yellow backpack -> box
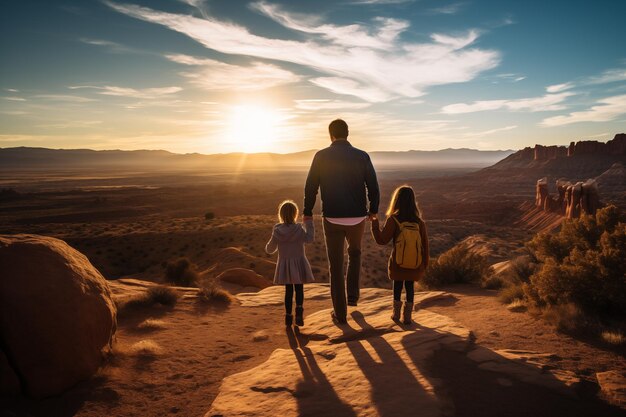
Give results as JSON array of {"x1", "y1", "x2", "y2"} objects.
[{"x1": 392, "y1": 217, "x2": 422, "y2": 269}]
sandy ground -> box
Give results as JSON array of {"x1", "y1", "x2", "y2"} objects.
[{"x1": 2, "y1": 284, "x2": 624, "y2": 417}]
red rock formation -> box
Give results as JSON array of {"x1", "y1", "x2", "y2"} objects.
[
  {"x1": 567, "y1": 133, "x2": 626, "y2": 157},
  {"x1": 533, "y1": 145, "x2": 568, "y2": 160},
  {"x1": 535, "y1": 178, "x2": 601, "y2": 219}
]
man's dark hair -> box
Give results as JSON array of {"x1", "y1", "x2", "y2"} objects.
[{"x1": 328, "y1": 119, "x2": 349, "y2": 139}]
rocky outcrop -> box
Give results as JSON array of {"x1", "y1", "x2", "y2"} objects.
[
  {"x1": 0, "y1": 234, "x2": 117, "y2": 398},
  {"x1": 534, "y1": 145, "x2": 568, "y2": 161},
  {"x1": 487, "y1": 134, "x2": 626, "y2": 175},
  {"x1": 207, "y1": 286, "x2": 582, "y2": 417},
  {"x1": 569, "y1": 134, "x2": 626, "y2": 156},
  {"x1": 597, "y1": 371, "x2": 626, "y2": 407},
  {"x1": 534, "y1": 177, "x2": 601, "y2": 219},
  {"x1": 534, "y1": 133, "x2": 626, "y2": 161}
]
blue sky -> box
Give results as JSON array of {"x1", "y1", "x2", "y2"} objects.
[{"x1": 1, "y1": 0, "x2": 625, "y2": 153}]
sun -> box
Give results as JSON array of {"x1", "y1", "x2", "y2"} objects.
[{"x1": 225, "y1": 105, "x2": 286, "y2": 153}]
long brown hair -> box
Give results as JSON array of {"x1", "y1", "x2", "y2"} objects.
[
  {"x1": 278, "y1": 200, "x2": 298, "y2": 224},
  {"x1": 386, "y1": 185, "x2": 421, "y2": 222}
]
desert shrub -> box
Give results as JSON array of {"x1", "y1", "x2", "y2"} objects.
[
  {"x1": 165, "y1": 257, "x2": 199, "y2": 287},
  {"x1": 506, "y1": 299, "x2": 527, "y2": 312},
  {"x1": 204, "y1": 211, "x2": 215, "y2": 220},
  {"x1": 498, "y1": 283, "x2": 525, "y2": 304},
  {"x1": 422, "y1": 243, "x2": 492, "y2": 288},
  {"x1": 524, "y1": 205, "x2": 626, "y2": 316},
  {"x1": 197, "y1": 280, "x2": 233, "y2": 304},
  {"x1": 119, "y1": 285, "x2": 178, "y2": 312},
  {"x1": 508, "y1": 255, "x2": 536, "y2": 283},
  {"x1": 145, "y1": 286, "x2": 179, "y2": 306},
  {"x1": 601, "y1": 331, "x2": 625, "y2": 346},
  {"x1": 481, "y1": 274, "x2": 505, "y2": 290}
]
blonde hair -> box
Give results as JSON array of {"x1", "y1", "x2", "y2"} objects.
[{"x1": 278, "y1": 200, "x2": 298, "y2": 224}]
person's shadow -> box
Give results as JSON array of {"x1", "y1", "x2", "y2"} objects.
[
  {"x1": 286, "y1": 326, "x2": 357, "y2": 417},
  {"x1": 346, "y1": 311, "x2": 437, "y2": 417}
]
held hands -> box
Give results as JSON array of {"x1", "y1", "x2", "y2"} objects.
[
  {"x1": 303, "y1": 215, "x2": 313, "y2": 221},
  {"x1": 367, "y1": 213, "x2": 378, "y2": 222}
]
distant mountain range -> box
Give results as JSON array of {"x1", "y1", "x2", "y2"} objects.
[{"x1": 0, "y1": 146, "x2": 515, "y2": 171}]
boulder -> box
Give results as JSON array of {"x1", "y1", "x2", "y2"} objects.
[
  {"x1": 217, "y1": 268, "x2": 272, "y2": 289},
  {"x1": 0, "y1": 234, "x2": 117, "y2": 398}
]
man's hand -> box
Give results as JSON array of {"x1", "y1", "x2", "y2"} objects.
[
  {"x1": 303, "y1": 215, "x2": 313, "y2": 221},
  {"x1": 367, "y1": 213, "x2": 377, "y2": 222}
]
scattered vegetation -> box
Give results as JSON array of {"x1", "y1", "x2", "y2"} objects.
[
  {"x1": 502, "y1": 205, "x2": 626, "y2": 341},
  {"x1": 197, "y1": 279, "x2": 233, "y2": 304},
  {"x1": 120, "y1": 286, "x2": 179, "y2": 312},
  {"x1": 130, "y1": 339, "x2": 163, "y2": 356},
  {"x1": 422, "y1": 243, "x2": 492, "y2": 288},
  {"x1": 601, "y1": 331, "x2": 625, "y2": 346},
  {"x1": 137, "y1": 319, "x2": 168, "y2": 331},
  {"x1": 506, "y1": 299, "x2": 527, "y2": 313},
  {"x1": 523, "y1": 205, "x2": 625, "y2": 316},
  {"x1": 165, "y1": 257, "x2": 199, "y2": 287}
]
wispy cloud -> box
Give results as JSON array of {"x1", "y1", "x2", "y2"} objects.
[
  {"x1": 587, "y1": 68, "x2": 626, "y2": 85},
  {"x1": 2, "y1": 96, "x2": 26, "y2": 101},
  {"x1": 546, "y1": 67, "x2": 626, "y2": 93},
  {"x1": 34, "y1": 94, "x2": 97, "y2": 103},
  {"x1": 494, "y1": 73, "x2": 526, "y2": 83},
  {"x1": 546, "y1": 82, "x2": 574, "y2": 93},
  {"x1": 251, "y1": 2, "x2": 409, "y2": 49},
  {"x1": 428, "y1": 2, "x2": 466, "y2": 15},
  {"x1": 165, "y1": 53, "x2": 300, "y2": 91},
  {"x1": 441, "y1": 92, "x2": 574, "y2": 114},
  {"x1": 69, "y1": 85, "x2": 182, "y2": 99},
  {"x1": 105, "y1": 1, "x2": 500, "y2": 102},
  {"x1": 348, "y1": 0, "x2": 415, "y2": 4},
  {"x1": 294, "y1": 99, "x2": 371, "y2": 111},
  {"x1": 541, "y1": 94, "x2": 626, "y2": 127},
  {"x1": 460, "y1": 125, "x2": 517, "y2": 138}
]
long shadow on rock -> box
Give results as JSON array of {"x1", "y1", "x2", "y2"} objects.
[
  {"x1": 286, "y1": 327, "x2": 358, "y2": 417},
  {"x1": 404, "y1": 334, "x2": 626, "y2": 417},
  {"x1": 347, "y1": 311, "x2": 440, "y2": 417}
]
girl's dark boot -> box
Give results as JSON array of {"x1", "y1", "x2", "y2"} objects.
[{"x1": 295, "y1": 306, "x2": 304, "y2": 326}]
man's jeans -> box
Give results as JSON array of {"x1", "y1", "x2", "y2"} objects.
[{"x1": 323, "y1": 219, "x2": 365, "y2": 321}]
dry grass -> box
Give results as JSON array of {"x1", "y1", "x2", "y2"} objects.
[
  {"x1": 197, "y1": 280, "x2": 234, "y2": 304},
  {"x1": 601, "y1": 331, "x2": 625, "y2": 346},
  {"x1": 137, "y1": 319, "x2": 168, "y2": 330},
  {"x1": 130, "y1": 339, "x2": 163, "y2": 356},
  {"x1": 498, "y1": 283, "x2": 524, "y2": 304},
  {"x1": 145, "y1": 286, "x2": 179, "y2": 306},
  {"x1": 119, "y1": 286, "x2": 179, "y2": 313},
  {"x1": 506, "y1": 299, "x2": 527, "y2": 312}
]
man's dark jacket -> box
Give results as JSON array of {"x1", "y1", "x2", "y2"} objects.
[{"x1": 303, "y1": 140, "x2": 379, "y2": 217}]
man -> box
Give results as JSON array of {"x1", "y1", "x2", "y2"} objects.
[{"x1": 303, "y1": 119, "x2": 380, "y2": 324}]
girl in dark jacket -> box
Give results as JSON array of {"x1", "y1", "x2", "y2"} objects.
[{"x1": 371, "y1": 186, "x2": 429, "y2": 324}]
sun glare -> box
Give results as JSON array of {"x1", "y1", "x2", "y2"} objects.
[{"x1": 225, "y1": 105, "x2": 286, "y2": 153}]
